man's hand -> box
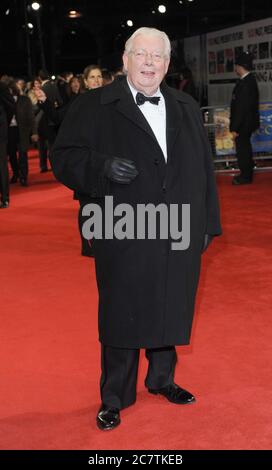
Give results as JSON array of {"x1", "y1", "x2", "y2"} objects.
[
  {"x1": 31, "y1": 134, "x2": 39, "y2": 143},
  {"x1": 231, "y1": 131, "x2": 239, "y2": 139},
  {"x1": 202, "y1": 234, "x2": 214, "y2": 253},
  {"x1": 104, "y1": 157, "x2": 138, "y2": 184}
]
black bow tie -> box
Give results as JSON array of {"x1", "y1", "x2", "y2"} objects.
[{"x1": 136, "y1": 92, "x2": 160, "y2": 106}]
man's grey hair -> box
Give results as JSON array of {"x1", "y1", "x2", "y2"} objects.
[{"x1": 124, "y1": 27, "x2": 171, "y2": 58}]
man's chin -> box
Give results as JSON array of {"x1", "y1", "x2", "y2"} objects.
[
  {"x1": 137, "y1": 79, "x2": 159, "y2": 91},
  {"x1": 139, "y1": 76, "x2": 156, "y2": 83}
]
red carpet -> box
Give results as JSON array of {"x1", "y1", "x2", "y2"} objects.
[{"x1": 1, "y1": 153, "x2": 272, "y2": 450}]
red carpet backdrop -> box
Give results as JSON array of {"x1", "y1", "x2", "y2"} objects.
[{"x1": 1, "y1": 153, "x2": 272, "y2": 450}]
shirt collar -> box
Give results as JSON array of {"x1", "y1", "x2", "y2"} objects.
[
  {"x1": 127, "y1": 77, "x2": 162, "y2": 103},
  {"x1": 240, "y1": 71, "x2": 250, "y2": 80}
]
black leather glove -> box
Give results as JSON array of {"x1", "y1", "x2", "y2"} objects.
[
  {"x1": 202, "y1": 234, "x2": 214, "y2": 253},
  {"x1": 104, "y1": 157, "x2": 139, "y2": 184}
]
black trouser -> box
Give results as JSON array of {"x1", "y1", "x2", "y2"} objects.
[
  {"x1": 100, "y1": 345, "x2": 177, "y2": 410},
  {"x1": 39, "y1": 126, "x2": 56, "y2": 171},
  {"x1": 38, "y1": 136, "x2": 48, "y2": 171},
  {"x1": 8, "y1": 127, "x2": 28, "y2": 179},
  {"x1": 235, "y1": 133, "x2": 254, "y2": 180},
  {"x1": 0, "y1": 142, "x2": 9, "y2": 203},
  {"x1": 78, "y1": 196, "x2": 94, "y2": 257}
]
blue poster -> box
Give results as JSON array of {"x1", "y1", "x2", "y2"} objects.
[
  {"x1": 213, "y1": 102, "x2": 272, "y2": 156},
  {"x1": 251, "y1": 102, "x2": 272, "y2": 153}
]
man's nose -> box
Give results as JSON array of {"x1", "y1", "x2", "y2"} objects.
[{"x1": 144, "y1": 53, "x2": 154, "y2": 65}]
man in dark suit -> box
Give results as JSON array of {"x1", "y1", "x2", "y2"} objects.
[
  {"x1": 38, "y1": 70, "x2": 62, "y2": 172},
  {"x1": 51, "y1": 27, "x2": 222, "y2": 431},
  {"x1": 0, "y1": 80, "x2": 15, "y2": 208},
  {"x1": 230, "y1": 52, "x2": 260, "y2": 185}
]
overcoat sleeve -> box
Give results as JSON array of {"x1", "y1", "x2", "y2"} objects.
[
  {"x1": 50, "y1": 94, "x2": 110, "y2": 197},
  {"x1": 192, "y1": 100, "x2": 222, "y2": 237},
  {"x1": 0, "y1": 81, "x2": 16, "y2": 125}
]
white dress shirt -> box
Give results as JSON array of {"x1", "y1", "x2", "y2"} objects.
[
  {"x1": 240, "y1": 71, "x2": 250, "y2": 80},
  {"x1": 127, "y1": 78, "x2": 167, "y2": 162}
]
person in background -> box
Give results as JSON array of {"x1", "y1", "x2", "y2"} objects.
[
  {"x1": 114, "y1": 67, "x2": 125, "y2": 77},
  {"x1": 27, "y1": 78, "x2": 42, "y2": 106},
  {"x1": 82, "y1": 65, "x2": 103, "y2": 91},
  {"x1": 80, "y1": 66, "x2": 103, "y2": 255},
  {"x1": 0, "y1": 79, "x2": 15, "y2": 208},
  {"x1": 7, "y1": 79, "x2": 35, "y2": 187},
  {"x1": 34, "y1": 76, "x2": 82, "y2": 126},
  {"x1": 67, "y1": 76, "x2": 82, "y2": 98},
  {"x1": 33, "y1": 72, "x2": 92, "y2": 258},
  {"x1": 179, "y1": 67, "x2": 197, "y2": 101},
  {"x1": 57, "y1": 71, "x2": 74, "y2": 105},
  {"x1": 15, "y1": 78, "x2": 27, "y2": 95},
  {"x1": 102, "y1": 69, "x2": 114, "y2": 86},
  {"x1": 37, "y1": 69, "x2": 62, "y2": 172},
  {"x1": 230, "y1": 52, "x2": 260, "y2": 185}
]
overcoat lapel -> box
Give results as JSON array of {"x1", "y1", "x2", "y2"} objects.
[
  {"x1": 161, "y1": 82, "x2": 184, "y2": 162},
  {"x1": 101, "y1": 77, "x2": 186, "y2": 164},
  {"x1": 102, "y1": 77, "x2": 159, "y2": 145}
]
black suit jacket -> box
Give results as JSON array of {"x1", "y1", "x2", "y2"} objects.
[
  {"x1": 0, "y1": 81, "x2": 15, "y2": 143},
  {"x1": 230, "y1": 73, "x2": 260, "y2": 134},
  {"x1": 39, "y1": 80, "x2": 63, "y2": 136}
]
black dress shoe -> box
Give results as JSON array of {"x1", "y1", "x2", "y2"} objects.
[
  {"x1": 96, "y1": 404, "x2": 121, "y2": 431},
  {"x1": 19, "y1": 178, "x2": 28, "y2": 187},
  {"x1": 232, "y1": 175, "x2": 252, "y2": 185},
  {"x1": 0, "y1": 201, "x2": 9, "y2": 209},
  {"x1": 40, "y1": 168, "x2": 48, "y2": 173},
  {"x1": 10, "y1": 175, "x2": 18, "y2": 184},
  {"x1": 148, "y1": 383, "x2": 196, "y2": 405}
]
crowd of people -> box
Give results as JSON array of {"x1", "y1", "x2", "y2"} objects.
[{"x1": 0, "y1": 66, "x2": 123, "y2": 208}]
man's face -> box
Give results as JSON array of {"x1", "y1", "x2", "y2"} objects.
[
  {"x1": 16, "y1": 80, "x2": 25, "y2": 92},
  {"x1": 235, "y1": 65, "x2": 245, "y2": 77},
  {"x1": 123, "y1": 34, "x2": 170, "y2": 96}
]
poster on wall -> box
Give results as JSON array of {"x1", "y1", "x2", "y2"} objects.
[
  {"x1": 207, "y1": 17, "x2": 272, "y2": 106},
  {"x1": 251, "y1": 102, "x2": 272, "y2": 153},
  {"x1": 212, "y1": 103, "x2": 272, "y2": 157},
  {"x1": 213, "y1": 108, "x2": 235, "y2": 156}
]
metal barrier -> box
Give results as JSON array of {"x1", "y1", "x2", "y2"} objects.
[{"x1": 201, "y1": 104, "x2": 272, "y2": 172}]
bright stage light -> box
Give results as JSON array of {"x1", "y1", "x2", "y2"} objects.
[
  {"x1": 68, "y1": 9, "x2": 82, "y2": 18},
  {"x1": 158, "y1": 5, "x2": 166, "y2": 14},
  {"x1": 31, "y1": 2, "x2": 41, "y2": 11}
]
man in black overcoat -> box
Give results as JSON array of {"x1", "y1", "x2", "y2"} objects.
[
  {"x1": 38, "y1": 70, "x2": 62, "y2": 172},
  {"x1": 51, "y1": 28, "x2": 222, "y2": 430},
  {"x1": 230, "y1": 52, "x2": 260, "y2": 185}
]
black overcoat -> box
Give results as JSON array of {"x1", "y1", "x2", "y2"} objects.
[
  {"x1": 230, "y1": 73, "x2": 260, "y2": 134},
  {"x1": 51, "y1": 77, "x2": 221, "y2": 349},
  {"x1": 16, "y1": 95, "x2": 34, "y2": 152},
  {"x1": 0, "y1": 81, "x2": 15, "y2": 143}
]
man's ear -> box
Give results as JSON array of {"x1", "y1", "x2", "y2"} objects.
[
  {"x1": 164, "y1": 58, "x2": 170, "y2": 75},
  {"x1": 123, "y1": 53, "x2": 128, "y2": 73}
]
